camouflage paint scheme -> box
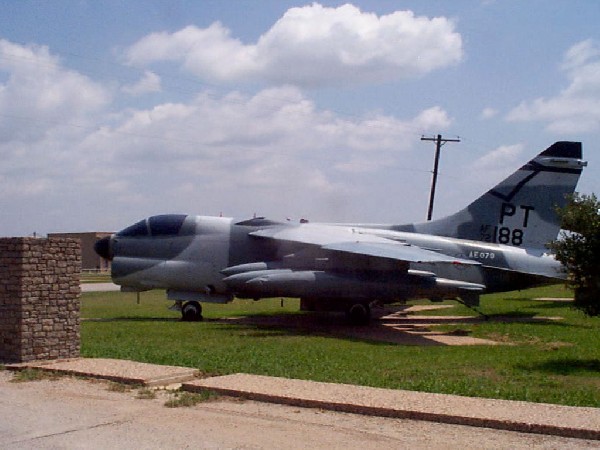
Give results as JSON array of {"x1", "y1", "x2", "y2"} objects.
[{"x1": 95, "y1": 142, "x2": 587, "y2": 323}]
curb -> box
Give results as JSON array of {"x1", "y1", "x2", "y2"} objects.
[
  {"x1": 184, "y1": 374, "x2": 600, "y2": 441},
  {"x1": 5, "y1": 358, "x2": 199, "y2": 387}
]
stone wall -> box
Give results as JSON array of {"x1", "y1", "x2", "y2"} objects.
[{"x1": 0, "y1": 238, "x2": 81, "y2": 363}]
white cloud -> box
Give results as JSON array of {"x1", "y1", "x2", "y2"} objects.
[
  {"x1": 121, "y1": 70, "x2": 162, "y2": 96},
  {"x1": 480, "y1": 107, "x2": 497, "y2": 119},
  {"x1": 506, "y1": 39, "x2": 600, "y2": 133},
  {"x1": 561, "y1": 39, "x2": 600, "y2": 71},
  {"x1": 124, "y1": 4, "x2": 462, "y2": 87},
  {"x1": 412, "y1": 106, "x2": 452, "y2": 130},
  {"x1": 123, "y1": 23, "x2": 259, "y2": 83},
  {"x1": 34, "y1": 84, "x2": 450, "y2": 223},
  {"x1": 471, "y1": 143, "x2": 523, "y2": 170},
  {"x1": 469, "y1": 143, "x2": 524, "y2": 186},
  {"x1": 0, "y1": 38, "x2": 112, "y2": 226},
  {"x1": 89, "y1": 86, "x2": 451, "y2": 180},
  {"x1": 0, "y1": 36, "x2": 453, "y2": 234},
  {"x1": 0, "y1": 39, "x2": 110, "y2": 143}
]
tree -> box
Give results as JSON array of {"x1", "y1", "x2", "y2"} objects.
[{"x1": 549, "y1": 193, "x2": 600, "y2": 316}]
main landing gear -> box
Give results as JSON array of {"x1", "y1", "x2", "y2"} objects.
[
  {"x1": 301, "y1": 297, "x2": 373, "y2": 326},
  {"x1": 181, "y1": 301, "x2": 203, "y2": 322},
  {"x1": 345, "y1": 302, "x2": 371, "y2": 326}
]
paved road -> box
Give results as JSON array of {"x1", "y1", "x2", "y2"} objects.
[
  {"x1": 81, "y1": 282, "x2": 120, "y2": 292},
  {"x1": 1, "y1": 372, "x2": 597, "y2": 449}
]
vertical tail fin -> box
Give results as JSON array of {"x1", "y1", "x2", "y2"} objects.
[{"x1": 404, "y1": 142, "x2": 587, "y2": 249}]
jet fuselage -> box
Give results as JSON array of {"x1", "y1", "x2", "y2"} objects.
[{"x1": 99, "y1": 215, "x2": 561, "y2": 305}]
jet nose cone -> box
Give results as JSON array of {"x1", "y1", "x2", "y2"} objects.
[{"x1": 94, "y1": 236, "x2": 113, "y2": 261}]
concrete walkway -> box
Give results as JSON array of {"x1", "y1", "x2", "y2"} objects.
[
  {"x1": 6, "y1": 358, "x2": 599, "y2": 441},
  {"x1": 6, "y1": 358, "x2": 198, "y2": 387},
  {"x1": 186, "y1": 374, "x2": 600, "y2": 441},
  {"x1": 81, "y1": 282, "x2": 120, "y2": 292}
]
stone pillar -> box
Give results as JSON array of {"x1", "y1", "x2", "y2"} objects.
[{"x1": 0, "y1": 238, "x2": 81, "y2": 363}]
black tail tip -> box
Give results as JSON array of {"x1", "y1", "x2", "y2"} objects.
[{"x1": 541, "y1": 142, "x2": 582, "y2": 159}]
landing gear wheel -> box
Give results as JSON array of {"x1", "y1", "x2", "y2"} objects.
[
  {"x1": 346, "y1": 303, "x2": 371, "y2": 326},
  {"x1": 182, "y1": 301, "x2": 203, "y2": 322}
]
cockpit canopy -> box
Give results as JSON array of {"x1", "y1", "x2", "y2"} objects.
[{"x1": 116, "y1": 214, "x2": 189, "y2": 237}]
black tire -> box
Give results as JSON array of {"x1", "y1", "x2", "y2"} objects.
[
  {"x1": 346, "y1": 303, "x2": 371, "y2": 326},
  {"x1": 181, "y1": 301, "x2": 203, "y2": 322}
]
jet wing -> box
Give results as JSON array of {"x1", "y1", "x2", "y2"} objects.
[
  {"x1": 321, "y1": 241, "x2": 478, "y2": 265},
  {"x1": 250, "y1": 224, "x2": 480, "y2": 266}
]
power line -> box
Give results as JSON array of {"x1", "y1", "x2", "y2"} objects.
[{"x1": 421, "y1": 134, "x2": 460, "y2": 221}]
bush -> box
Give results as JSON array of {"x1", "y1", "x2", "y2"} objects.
[{"x1": 549, "y1": 193, "x2": 600, "y2": 316}]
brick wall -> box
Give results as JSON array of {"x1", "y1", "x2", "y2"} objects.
[{"x1": 0, "y1": 238, "x2": 81, "y2": 363}]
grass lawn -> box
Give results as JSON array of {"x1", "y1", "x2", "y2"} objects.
[
  {"x1": 80, "y1": 273, "x2": 112, "y2": 283},
  {"x1": 81, "y1": 285, "x2": 600, "y2": 407}
]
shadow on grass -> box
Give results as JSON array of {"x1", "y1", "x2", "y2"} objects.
[
  {"x1": 210, "y1": 312, "x2": 504, "y2": 347},
  {"x1": 83, "y1": 308, "x2": 577, "y2": 340},
  {"x1": 485, "y1": 310, "x2": 537, "y2": 318},
  {"x1": 498, "y1": 297, "x2": 538, "y2": 302},
  {"x1": 522, "y1": 358, "x2": 600, "y2": 375},
  {"x1": 481, "y1": 313, "x2": 572, "y2": 328},
  {"x1": 523, "y1": 302, "x2": 574, "y2": 310},
  {"x1": 83, "y1": 317, "x2": 179, "y2": 323}
]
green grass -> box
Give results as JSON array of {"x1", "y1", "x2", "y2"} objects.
[
  {"x1": 80, "y1": 286, "x2": 600, "y2": 407},
  {"x1": 10, "y1": 368, "x2": 62, "y2": 383},
  {"x1": 164, "y1": 391, "x2": 218, "y2": 408},
  {"x1": 136, "y1": 388, "x2": 157, "y2": 400},
  {"x1": 107, "y1": 381, "x2": 133, "y2": 392},
  {"x1": 80, "y1": 273, "x2": 112, "y2": 284}
]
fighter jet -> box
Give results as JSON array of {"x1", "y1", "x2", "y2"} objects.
[{"x1": 94, "y1": 141, "x2": 586, "y2": 324}]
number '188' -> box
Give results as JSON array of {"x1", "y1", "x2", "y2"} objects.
[{"x1": 493, "y1": 226, "x2": 523, "y2": 246}]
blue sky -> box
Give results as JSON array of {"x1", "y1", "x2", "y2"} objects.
[{"x1": 0, "y1": 1, "x2": 598, "y2": 236}]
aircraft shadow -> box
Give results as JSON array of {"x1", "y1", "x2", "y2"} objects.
[
  {"x1": 82, "y1": 307, "x2": 572, "y2": 345},
  {"x1": 210, "y1": 300, "x2": 580, "y2": 345},
  {"x1": 213, "y1": 311, "x2": 496, "y2": 346},
  {"x1": 526, "y1": 301, "x2": 576, "y2": 310},
  {"x1": 83, "y1": 317, "x2": 179, "y2": 323},
  {"x1": 519, "y1": 357, "x2": 600, "y2": 375}
]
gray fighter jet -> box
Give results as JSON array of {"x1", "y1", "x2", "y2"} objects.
[{"x1": 95, "y1": 142, "x2": 587, "y2": 324}]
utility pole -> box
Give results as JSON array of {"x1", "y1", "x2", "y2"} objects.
[{"x1": 421, "y1": 134, "x2": 460, "y2": 221}]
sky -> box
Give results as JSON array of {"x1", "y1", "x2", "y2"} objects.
[{"x1": 1, "y1": 0, "x2": 599, "y2": 236}]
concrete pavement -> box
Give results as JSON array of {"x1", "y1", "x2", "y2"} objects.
[
  {"x1": 6, "y1": 358, "x2": 599, "y2": 441},
  {"x1": 5, "y1": 371, "x2": 597, "y2": 450}
]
